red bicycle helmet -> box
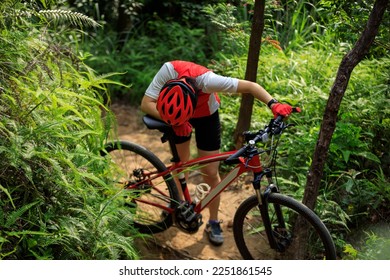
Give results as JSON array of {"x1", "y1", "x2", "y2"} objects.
[{"x1": 156, "y1": 77, "x2": 198, "y2": 126}]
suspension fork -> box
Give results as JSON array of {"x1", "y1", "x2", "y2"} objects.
[
  {"x1": 252, "y1": 168, "x2": 275, "y2": 205},
  {"x1": 252, "y1": 169, "x2": 286, "y2": 250}
]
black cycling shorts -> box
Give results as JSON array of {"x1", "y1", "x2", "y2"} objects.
[{"x1": 174, "y1": 110, "x2": 221, "y2": 151}]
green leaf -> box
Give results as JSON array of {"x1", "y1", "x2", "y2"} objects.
[
  {"x1": 343, "y1": 244, "x2": 358, "y2": 258},
  {"x1": 356, "y1": 151, "x2": 381, "y2": 164},
  {"x1": 342, "y1": 150, "x2": 351, "y2": 163},
  {"x1": 5, "y1": 230, "x2": 50, "y2": 237},
  {"x1": 5, "y1": 201, "x2": 41, "y2": 228},
  {"x1": 342, "y1": 179, "x2": 354, "y2": 193},
  {"x1": 0, "y1": 184, "x2": 15, "y2": 209}
]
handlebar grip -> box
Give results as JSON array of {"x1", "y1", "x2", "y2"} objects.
[
  {"x1": 275, "y1": 107, "x2": 301, "y2": 119},
  {"x1": 292, "y1": 107, "x2": 301, "y2": 113}
]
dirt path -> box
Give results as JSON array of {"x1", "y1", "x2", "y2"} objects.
[{"x1": 111, "y1": 103, "x2": 254, "y2": 260}]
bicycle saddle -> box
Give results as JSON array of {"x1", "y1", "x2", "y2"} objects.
[
  {"x1": 142, "y1": 115, "x2": 171, "y2": 133},
  {"x1": 143, "y1": 115, "x2": 178, "y2": 158}
]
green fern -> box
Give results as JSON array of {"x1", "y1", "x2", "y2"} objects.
[
  {"x1": 0, "y1": 1, "x2": 139, "y2": 260},
  {"x1": 4, "y1": 201, "x2": 41, "y2": 228},
  {"x1": 1, "y1": 5, "x2": 100, "y2": 28},
  {"x1": 38, "y1": 10, "x2": 101, "y2": 28}
]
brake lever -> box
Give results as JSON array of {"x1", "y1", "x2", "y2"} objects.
[
  {"x1": 244, "y1": 154, "x2": 254, "y2": 168},
  {"x1": 272, "y1": 121, "x2": 285, "y2": 135}
]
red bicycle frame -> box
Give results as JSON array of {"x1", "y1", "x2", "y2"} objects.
[{"x1": 127, "y1": 149, "x2": 264, "y2": 215}]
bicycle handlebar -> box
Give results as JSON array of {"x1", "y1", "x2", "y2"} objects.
[{"x1": 224, "y1": 109, "x2": 300, "y2": 165}]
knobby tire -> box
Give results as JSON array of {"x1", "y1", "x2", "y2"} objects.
[{"x1": 233, "y1": 193, "x2": 337, "y2": 260}]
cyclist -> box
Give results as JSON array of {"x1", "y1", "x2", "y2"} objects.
[{"x1": 140, "y1": 60, "x2": 293, "y2": 246}]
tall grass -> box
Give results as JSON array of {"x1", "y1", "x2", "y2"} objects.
[{"x1": 264, "y1": 0, "x2": 328, "y2": 52}]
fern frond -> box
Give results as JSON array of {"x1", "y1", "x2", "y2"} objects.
[
  {"x1": 38, "y1": 10, "x2": 101, "y2": 28},
  {"x1": 3, "y1": 8, "x2": 100, "y2": 28},
  {"x1": 5, "y1": 200, "x2": 41, "y2": 228}
]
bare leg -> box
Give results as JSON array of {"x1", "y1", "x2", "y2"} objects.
[
  {"x1": 197, "y1": 149, "x2": 221, "y2": 221},
  {"x1": 173, "y1": 140, "x2": 191, "y2": 200}
]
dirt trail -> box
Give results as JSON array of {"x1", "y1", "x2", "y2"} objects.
[{"x1": 111, "y1": 103, "x2": 253, "y2": 260}]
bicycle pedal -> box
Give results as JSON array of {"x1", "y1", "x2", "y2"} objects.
[{"x1": 181, "y1": 205, "x2": 196, "y2": 219}]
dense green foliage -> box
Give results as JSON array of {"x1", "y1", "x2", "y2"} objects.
[
  {"x1": 0, "y1": 1, "x2": 140, "y2": 259},
  {"x1": 87, "y1": 0, "x2": 388, "y2": 258},
  {"x1": 208, "y1": 1, "x2": 390, "y2": 258},
  {"x1": 1, "y1": 0, "x2": 389, "y2": 259},
  {"x1": 218, "y1": 46, "x2": 390, "y2": 256}
]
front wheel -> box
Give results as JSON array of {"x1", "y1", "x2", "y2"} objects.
[
  {"x1": 102, "y1": 141, "x2": 180, "y2": 234},
  {"x1": 233, "y1": 193, "x2": 337, "y2": 260}
]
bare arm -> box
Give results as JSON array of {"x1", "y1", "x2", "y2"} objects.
[
  {"x1": 140, "y1": 95, "x2": 161, "y2": 119},
  {"x1": 141, "y1": 77, "x2": 278, "y2": 121},
  {"x1": 236, "y1": 79, "x2": 275, "y2": 107}
]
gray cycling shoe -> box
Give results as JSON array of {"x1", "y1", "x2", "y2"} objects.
[{"x1": 205, "y1": 221, "x2": 224, "y2": 246}]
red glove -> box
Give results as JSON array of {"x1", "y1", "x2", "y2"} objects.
[
  {"x1": 172, "y1": 122, "x2": 192, "y2": 137},
  {"x1": 271, "y1": 103, "x2": 293, "y2": 118}
]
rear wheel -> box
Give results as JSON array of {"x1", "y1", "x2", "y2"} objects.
[
  {"x1": 102, "y1": 141, "x2": 180, "y2": 234},
  {"x1": 233, "y1": 193, "x2": 336, "y2": 260}
]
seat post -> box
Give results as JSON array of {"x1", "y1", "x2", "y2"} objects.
[{"x1": 163, "y1": 131, "x2": 181, "y2": 163}]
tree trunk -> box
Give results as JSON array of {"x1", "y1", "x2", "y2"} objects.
[
  {"x1": 303, "y1": 0, "x2": 388, "y2": 210},
  {"x1": 293, "y1": 0, "x2": 388, "y2": 259},
  {"x1": 233, "y1": 0, "x2": 266, "y2": 148}
]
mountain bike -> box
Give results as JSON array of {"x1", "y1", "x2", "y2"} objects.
[{"x1": 101, "y1": 113, "x2": 337, "y2": 260}]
